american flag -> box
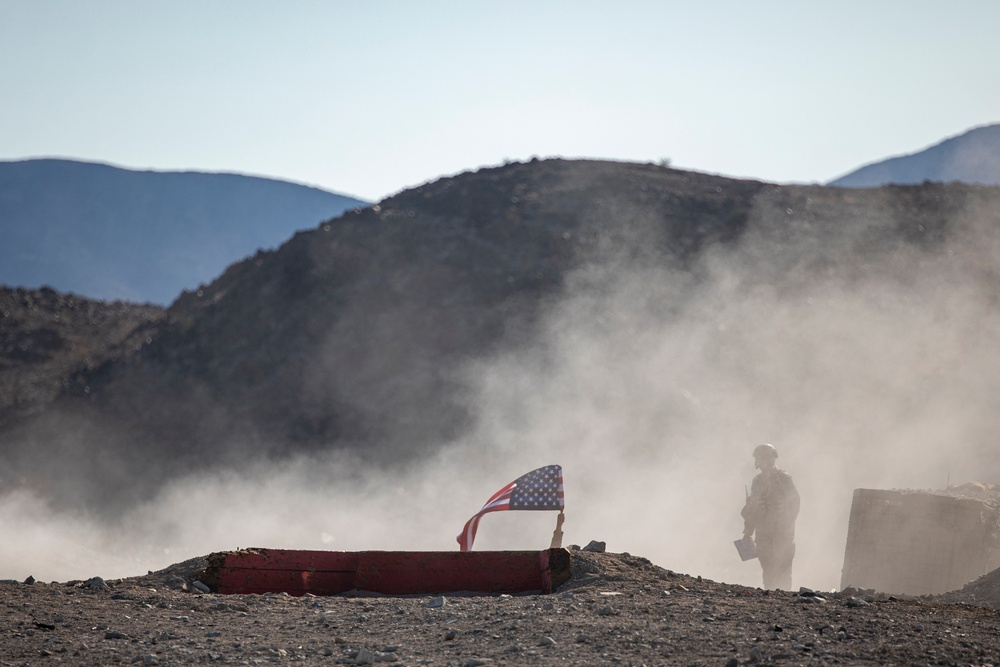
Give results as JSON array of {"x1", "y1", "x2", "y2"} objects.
[{"x1": 457, "y1": 465, "x2": 564, "y2": 551}]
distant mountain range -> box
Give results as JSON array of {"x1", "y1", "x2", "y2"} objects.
[
  {"x1": 0, "y1": 159, "x2": 369, "y2": 304},
  {"x1": 4, "y1": 125, "x2": 997, "y2": 306},
  {"x1": 829, "y1": 123, "x2": 1000, "y2": 187}
]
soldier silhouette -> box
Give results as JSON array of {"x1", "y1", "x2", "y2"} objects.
[{"x1": 741, "y1": 443, "x2": 800, "y2": 590}]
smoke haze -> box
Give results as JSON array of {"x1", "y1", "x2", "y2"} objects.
[{"x1": 3, "y1": 181, "x2": 1000, "y2": 594}]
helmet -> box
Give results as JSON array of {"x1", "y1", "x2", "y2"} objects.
[{"x1": 753, "y1": 443, "x2": 778, "y2": 459}]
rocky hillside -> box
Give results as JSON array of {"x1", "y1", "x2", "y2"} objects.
[
  {"x1": 3, "y1": 158, "x2": 1000, "y2": 513},
  {"x1": 829, "y1": 123, "x2": 1000, "y2": 187},
  {"x1": 0, "y1": 287, "x2": 163, "y2": 426},
  {"x1": 0, "y1": 159, "x2": 368, "y2": 304}
]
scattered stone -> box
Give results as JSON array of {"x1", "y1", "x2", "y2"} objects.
[
  {"x1": 583, "y1": 540, "x2": 606, "y2": 553},
  {"x1": 192, "y1": 580, "x2": 211, "y2": 593},
  {"x1": 378, "y1": 652, "x2": 400, "y2": 663},
  {"x1": 428, "y1": 596, "x2": 446, "y2": 608},
  {"x1": 85, "y1": 577, "x2": 109, "y2": 590}
]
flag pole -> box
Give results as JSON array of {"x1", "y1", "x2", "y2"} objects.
[{"x1": 549, "y1": 511, "x2": 565, "y2": 549}]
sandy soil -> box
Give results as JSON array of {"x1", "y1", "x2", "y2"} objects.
[{"x1": 3, "y1": 550, "x2": 1000, "y2": 666}]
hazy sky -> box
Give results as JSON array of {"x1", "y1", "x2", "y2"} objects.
[{"x1": 2, "y1": 1, "x2": 998, "y2": 201}]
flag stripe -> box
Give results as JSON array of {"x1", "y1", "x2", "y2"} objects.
[{"x1": 457, "y1": 465, "x2": 564, "y2": 551}]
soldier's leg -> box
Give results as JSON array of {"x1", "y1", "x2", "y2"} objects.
[
  {"x1": 757, "y1": 543, "x2": 777, "y2": 589},
  {"x1": 772, "y1": 541, "x2": 795, "y2": 591},
  {"x1": 758, "y1": 539, "x2": 795, "y2": 590}
]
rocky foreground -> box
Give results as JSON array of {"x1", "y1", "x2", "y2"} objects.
[{"x1": 3, "y1": 550, "x2": 1000, "y2": 666}]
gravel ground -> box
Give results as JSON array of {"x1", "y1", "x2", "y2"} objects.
[{"x1": 3, "y1": 550, "x2": 1000, "y2": 666}]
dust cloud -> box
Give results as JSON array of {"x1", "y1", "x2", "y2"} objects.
[
  {"x1": 3, "y1": 185, "x2": 1000, "y2": 593},
  {"x1": 452, "y1": 187, "x2": 1000, "y2": 592}
]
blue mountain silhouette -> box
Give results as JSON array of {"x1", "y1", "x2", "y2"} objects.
[
  {"x1": 829, "y1": 123, "x2": 1000, "y2": 188},
  {"x1": 0, "y1": 158, "x2": 369, "y2": 304}
]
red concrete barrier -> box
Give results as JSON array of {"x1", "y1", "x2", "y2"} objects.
[{"x1": 201, "y1": 548, "x2": 572, "y2": 596}]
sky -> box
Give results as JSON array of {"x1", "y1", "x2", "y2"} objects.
[{"x1": 2, "y1": 1, "x2": 999, "y2": 202}]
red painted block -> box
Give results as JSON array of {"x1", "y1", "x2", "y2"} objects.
[{"x1": 201, "y1": 548, "x2": 572, "y2": 596}]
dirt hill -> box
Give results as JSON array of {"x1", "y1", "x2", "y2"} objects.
[
  {"x1": 0, "y1": 287, "x2": 163, "y2": 426},
  {"x1": 4, "y1": 549, "x2": 1000, "y2": 666},
  {"x1": 3, "y1": 158, "x2": 1000, "y2": 513}
]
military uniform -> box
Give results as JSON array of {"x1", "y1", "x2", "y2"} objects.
[{"x1": 742, "y1": 465, "x2": 800, "y2": 590}]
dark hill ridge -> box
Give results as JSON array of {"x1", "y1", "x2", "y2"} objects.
[
  {"x1": 0, "y1": 286, "x2": 164, "y2": 426},
  {"x1": 0, "y1": 158, "x2": 369, "y2": 304},
  {"x1": 3, "y1": 158, "x2": 1000, "y2": 509},
  {"x1": 829, "y1": 123, "x2": 1000, "y2": 188}
]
